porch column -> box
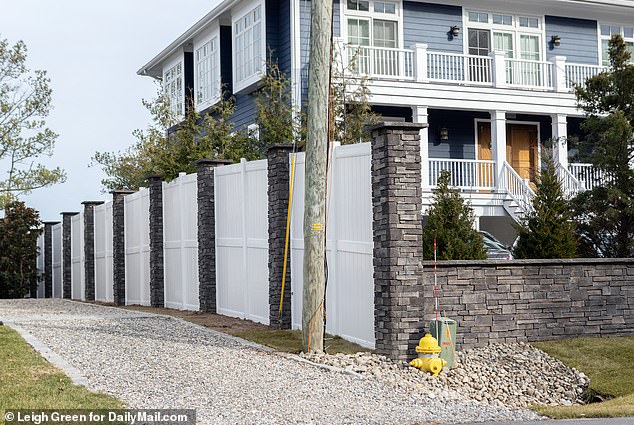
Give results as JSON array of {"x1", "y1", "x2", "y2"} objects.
[
  {"x1": 491, "y1": 110, "x2": 507, "y2": 189},
  {"x1": 551, "y1": 114, "x2": 568, "y2": 169},
  {"x1": 413, "y1": 106, "x2": 429, "y2": 188}
]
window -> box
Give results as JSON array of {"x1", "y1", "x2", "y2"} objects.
[
  {"x1": 344, "y1": 0, "x2": 401, "y2": 75},
  {"x1": 233, "y1": 4, "x2": 264, "y2": 91},
  {"x1": 600, "y1": 23, "x2": 634, "y2": 66},
  {"x1": 493, "y1": 14, "x2": 512, "y2": 26},
  {"x1": 469, "y1": 11, "x2": 488, "y2": 23},
  {"x1": 164, "y1": 62, "x2": 184, "y2": 119},
  {"x1": 195, "y1": 37, "x2": 220, "y2": 109},
  {"x1": 519, "y1": 16, "x2": 539, "y2": 28}
]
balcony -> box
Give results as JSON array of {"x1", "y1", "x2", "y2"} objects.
[{"x1": 340, "y1": 40, "x2": 608, "y2": 93}]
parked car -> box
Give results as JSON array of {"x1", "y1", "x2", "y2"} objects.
[{"x1": 480, "y1": 231, "x2": 513, "y2": 260}]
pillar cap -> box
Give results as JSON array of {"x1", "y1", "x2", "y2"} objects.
[
  {"x1": 60, "y1": 211, "x2": 79, "y2": 216},
  {"x1": 81, "y1": 201, "x2": 105, "y2": 206},
  {"x1": 42, "y1": 220, "x2": 61, "y2": 225},
  {"x1": 110, "y1": 189, "x2": 136, "y2": 195},
  {"x1": 368, "y1": 122, "x2": 428, "y2": 132},
  {"x1": 265, "y1": 143, "x2": 296, "y2": 154},
  {"x1": 145, "y1": 174, "x2": 163, "y2": 182},
  {"x1": 194, "y1": 158, "x2": 233, "y2": 167}
]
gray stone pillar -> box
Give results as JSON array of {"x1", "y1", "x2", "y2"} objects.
[
  {"x1": 148, "y1": 175, "x2": 164, "y2": 308},
  {"x1": 196, "y1": 159, "x2": 232, "y2": 312},
  {"x1": 82, "y1": 201, "x2": 104, "y2": 302},
  {"x1": 61, "y1": 212, "x2": 78, "y2": 299},
  {"x1": 267, "y1": 144, "x2": 294, "y2": 329},
  {"x1": 43, "y1": 221, "x2": 59, "y2": 298},
  {"x1": 111, "y1": 190, "x2": 134, "y2": 306},
  {"x1": 370, "y1": 122, "x2": 426, "y2": 361}
]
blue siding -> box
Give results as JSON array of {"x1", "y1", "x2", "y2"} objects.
[
  {"x1": 267, "y1": 0, "x2": 292, "y2": 75},
  {"x1": 428, "y1": 110, "x2": 487, "y2": 159},
  {"x1": 545, "y1": 16, "x2": 598, "y2": 65},
  {"x1": 231, "y1": 92, "x2": 258, "y2": 130},
  {"x1": 403, "y1": 2, "x2": 463, "y2": 52},
  {"x1": 220, "y1": 26, "x2": 233, "y2": 93}
]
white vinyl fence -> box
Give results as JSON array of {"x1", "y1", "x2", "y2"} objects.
[
  {"x1": 163, "y1": 173, "x2": 199, "y2": 310},
  {"x1": 290, "y1": 143, "x2": 375, "y2": 349},
  {"x1": 94, "y1": 201, "x2": 114, "y2": 303},
  {"x1": 124, "y1": 188, "x2": 150, "y2": 305},
  {"x1": 71, "y1": 212, "x2": 85, "y2": 300},
  {"x1": 214, "y1": 159, "x2": 270, "y2": 325},
  {"x1": 52, "y1": 223, "x2": 62, "y2": 298}
]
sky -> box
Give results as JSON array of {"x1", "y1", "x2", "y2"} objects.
[{"x1": 0, "y1": 0, "x2": 217, "y2": 221}]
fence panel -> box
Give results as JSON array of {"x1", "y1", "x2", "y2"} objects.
[
  {"x1": 36, "y1": 234, "x2": 45, "y2": 297},
  {"x1": 215, "y1": 159, "x2": 269, "y2": 324},
  {"x1": 71, "y1": 212, "x2": 85, "y2": 300},
  {"x1": 124, "y1": 188, "x2": 150, "y2": 305},
  {"x1": 290, "y1": 143, "x2": 375, "y2": 348},
  {"x1": 52, "y1": 223, "x2": 62, "y2": 298},
  {"x1": 163, "y1": 173, "x2": 199, "y2": 310},
  {"x1": 95, "y1": 201, "x2": 114, "y2": 303}
]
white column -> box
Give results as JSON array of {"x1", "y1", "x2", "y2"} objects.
[
  {"x1": 411, "y1": 43, "x2": 428, "y2": 83},
  {"x1": 551, "y1": 113, "x2": 568, "y2": 169},
  {"x1": 491, "y1": 51, "x2": 508, "y2": 88},
  {"x1": 552, "y1": 56, "x2": 568, "y2": 92},
  {"x1": 491, "y1": 110, "x2": 507, "y2": 189},
  {"x1": 413, "y1": 105, "x2": 429, "y2": 188}
]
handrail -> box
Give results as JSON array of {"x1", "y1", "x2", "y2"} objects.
[
  {"x1": 429, "y1": 159, "x2": 496, "y2": 190},
  {"x1": 556, "y1": 163, "x2": 584, "y2": 197},
  {"x1": 502, "y1": 161, "x2": 535, "y2": 214}
]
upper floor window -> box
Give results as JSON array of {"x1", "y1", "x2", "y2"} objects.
[
  {"x1": 466, "y1": 10, "x2": 542, "y2": 62},
  {"x1": 164, "y1": 62, "x2": 184, "y2": 119},
  {"x1": 195, "y1": 37, "x2": 220, "y2": 109},
  {"x1": 233, "y1": 3, "x2": 264, "y2": 92},
  {"x1": 600, "y1": 23, "x2": 634, "y2": 66}
]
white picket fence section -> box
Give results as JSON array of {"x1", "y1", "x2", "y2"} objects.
[
  {"x1": 71, "y1": 212, "x2": 85, "y2": 300},
  {"x1": 52, "y1": 223, "x2": 63, "y2": 298},
  {"x1": 290, "y1": 143, "x2": 375, "y2": 349},
  {"x1": 94, "y1": 202, "x2": 114, "y2": 303},
  {"x1": 124, "y1": 188, "x2": 150, "y2": 306},
  {"x1": 214, "y1": 159, "x2": 270, "y2": 325},
  {"x1": 163, "y1": 173, "x2": 199, "y2": 310}
]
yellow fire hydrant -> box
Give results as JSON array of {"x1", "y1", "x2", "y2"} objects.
[{"x1": 409, "y1": 333, "x2": 447, "y2": 377}]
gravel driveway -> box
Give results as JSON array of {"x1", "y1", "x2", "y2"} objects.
[{"x1": 1, "y1": 299, "x2": 540, "y2": 424}]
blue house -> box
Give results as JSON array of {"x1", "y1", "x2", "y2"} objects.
[{"x1": 138, "y1": 0, "x2": 633, "y2": 244}]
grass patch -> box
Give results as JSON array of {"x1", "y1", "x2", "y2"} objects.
[
  {"x1": 532, "y1": 336, "x2": 634, "y2": 418},
  {"x1": 0, "y1": 325, "x2": 123, "y2": 413},
  {"x1": 232, "y1": 329, "x2": 370, "y2": 354}
]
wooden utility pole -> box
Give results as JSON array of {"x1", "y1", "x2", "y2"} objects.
[{"x1": 302, "y1": 0, "x2": 332, "y2": 352}]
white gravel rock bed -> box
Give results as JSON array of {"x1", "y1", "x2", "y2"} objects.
[
  {"x1": 1, "y1": 300, "x2": 542, "y2": 424},
  {"x1": 0, "y1": 298, "x2": 146, "y2": 322},
  {"x1": 301, "y1": 342, "x2": 589, "y2": 410}
]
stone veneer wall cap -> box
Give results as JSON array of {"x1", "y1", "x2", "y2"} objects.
[
  {"x1": 424, "y1": 258, "x2": 634, "y2": 267},
  {"x1": 60, "y1": 212, "x2": 80, "y2": 216},
  {"x1": 264, "y1": 143, "x2": 296, "y2": 154},
  {"x1": 109, "y1": 189, "x2": 136, "y2": 195},
  {"x1": 368, "y1": 122, "x2": 428, "y2": 132},
  {"x1": 81, "y1": 201, "x2": 105, "y2": 205},
  {"x1": 194, "y1": 158, "x2": 233, "y2": 167},
  {"x1": 42, "y1": 221, "x2": 61, "y2": 225}
]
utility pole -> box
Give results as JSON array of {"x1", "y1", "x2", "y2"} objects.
[{"x1": 302, "y1": 0, "x2": 332, "y2": 352}]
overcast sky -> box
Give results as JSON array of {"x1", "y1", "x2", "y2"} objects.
[{"x1": 0, "y1": 0, "x2": 217, "y2": 220}]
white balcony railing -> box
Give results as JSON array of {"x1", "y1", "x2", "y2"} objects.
[
  {"x1": 345, "y1": 45, "x2": 414, "y2": 79},
  {"x1": 505, "y1": 58, "x2": 554, "y2": 89},
  {"x1": 427, "y1": 52, "x2": 493, "y2": 85},
  {"x1": 429, "y1": 159, "x2": 496, "y2": 190},
  {"x1": 568, "y1": 163, "x2": 608, "y2": 191},
  {"x1": 335, "y1": 40, "x2": 608, "y2": 93},
  {"x1": 502, "y1": 161, "x2": 535, "y2": 213},
  {"x1": 557, "y1": 163, "x2": 584, "y2": 198},
  {"x1": 565, "y1": 64, "x2": 608, "y2": 89}
]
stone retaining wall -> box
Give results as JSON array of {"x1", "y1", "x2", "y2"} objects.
[{"x1": 417, "y1": 259, "x2": 634, "y2": 350}]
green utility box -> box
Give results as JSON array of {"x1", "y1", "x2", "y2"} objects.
[{"x1": 430, "y1": 318, "x2": 457, "y2": 369}]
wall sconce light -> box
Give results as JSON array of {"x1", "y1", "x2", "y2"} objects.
[
  {"x1": 450, "y1": 25, "x2": 460, "y2": 38},
  {"x1": 551, "y1": 35, "x2": 561, "y2": 47},
  {"x1": 439, "y1": 127, "x2": 449, "y2": 140}
]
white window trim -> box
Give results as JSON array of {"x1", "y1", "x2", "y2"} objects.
[
  {"x1": 193, "y1": 24, "x2": 221, "y2": 112},
  {"x1": 597, "y1": 22, "x2": 634, "y2": 66},
  {"x1": 163, "y1": 53, "x2": 185, "y2": 121},
  {"x1": 341, "y1": 0, "x2": 404, "y2": 50},
  {"x1": 232, "y1": 0, "x2": 267, "y2": 93},
  {"x1": 462, "y1": 9, "x2": 545, "y2": 62}
]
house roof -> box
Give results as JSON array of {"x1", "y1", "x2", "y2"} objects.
[{"x1": 137, "y1": 0, "x2": 241, "y2": 79}]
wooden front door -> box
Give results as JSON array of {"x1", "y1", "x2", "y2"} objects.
[
  {"x1": 507, "y1": 124, "x2": 538, "y2": 184},
  {"x1": 476, "y1": 122, "x2": 493, "y2": 189}
]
